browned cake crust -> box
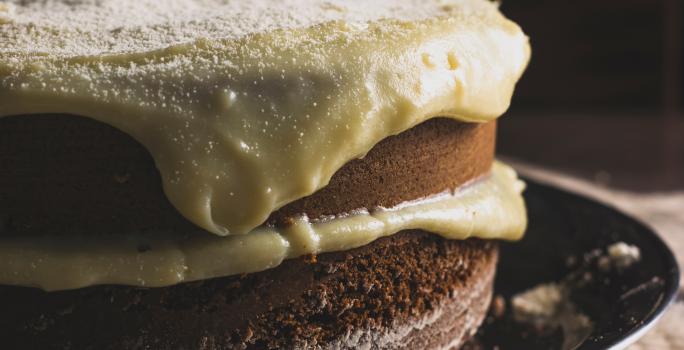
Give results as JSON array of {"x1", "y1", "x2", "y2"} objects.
[
  {"x1": 0, "y1": 115, "x2": 495, "y2": 236},
  {"x1": 269, "y1": 117, "x2": 496, "y2": 225},
  {"x1": 0, "y1": 231, "x2": 497, "y2": 350}
]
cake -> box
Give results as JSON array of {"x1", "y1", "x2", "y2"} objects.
[{"x1": 0, "y1": 0, "x2": 530, "y2": 349}]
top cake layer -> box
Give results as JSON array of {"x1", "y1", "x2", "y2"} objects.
[
  {"x1": 2, "y1": 0, "x2": 506, "y2": 57},
  {"x1": 0, "y1": 0, "x2": 530, "y2": 236}
]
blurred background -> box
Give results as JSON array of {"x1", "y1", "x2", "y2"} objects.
[{"x1": 497, "y1": 0, "x2": 683, "y2": 191}]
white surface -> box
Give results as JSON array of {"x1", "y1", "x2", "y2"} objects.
[{"x1": 0, "y1": 0, "x2": 493, "y2": 56}]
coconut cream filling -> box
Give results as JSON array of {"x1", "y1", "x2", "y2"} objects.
[
  {"x1": 0, "y1": 0, "x2": 530, "y2": 236},
  {"x1": 0, "y1": 161, "x2": 526, "y2": 291}
]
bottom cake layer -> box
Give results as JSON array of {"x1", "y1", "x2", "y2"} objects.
[{"x1": 0, "y1": 231, "x2": 497, "y2": 350}]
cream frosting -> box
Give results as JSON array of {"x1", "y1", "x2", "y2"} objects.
[
  {"x1": 0, "y1": 162, "x2": 526, "y2": 291},
  {"x1": 0, "y1": 0, "x2": 530, "y2": 236}
]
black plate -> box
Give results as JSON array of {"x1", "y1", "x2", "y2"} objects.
[{"x1": 467, "y1": 178, "x2": 680, "y2": 350}]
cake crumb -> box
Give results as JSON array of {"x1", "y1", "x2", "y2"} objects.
[
  {"x1": 607, "y1": 242, "x2": 640, "y2": 268},
  {"x1": 511, "y1": 282, "x2": 592, "y2": 350},
  {"x1": 511, "y1": 283, "x2": 562, "y2": 322},
  {"x1": 303, "y1": 254, "x2": 318, "y2": 264},
  {"x1": 598, "y1": 241, "x2": 641, "y2": 271},
  {"x1": 113, "y1": 173, "x2": 131, "y2": 184},
  {"x1": 491, "y1": 295, "x2": 506, "y2": 318}
]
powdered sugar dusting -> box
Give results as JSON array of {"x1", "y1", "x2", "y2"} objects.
[
  {"x1": 0, "y1": 0, "x2": 530, "y2": 238},
  {"x1": 0, "y1": 0, "x2": 477, "y2": 57}
]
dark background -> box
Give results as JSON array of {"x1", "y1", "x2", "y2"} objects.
[{"x1": 496, "y1": 0, "x2": 684, "y2": 191}]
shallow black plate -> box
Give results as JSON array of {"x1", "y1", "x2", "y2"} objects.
[{"x1": 468, "y1": 178, "x2": 680, "y2": 350}]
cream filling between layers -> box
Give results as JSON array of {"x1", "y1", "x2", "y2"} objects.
[
  {"x1": 0, "y1": 0, "x2": 530, "y2": 236},
  {"x1": 0, "y1": 162, "x2": 526, "y2": 291}
]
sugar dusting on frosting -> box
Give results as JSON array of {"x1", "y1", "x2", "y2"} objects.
[
  {"x1": 0, "y1": 0, "x2": 529, "y2": 236},
  {"x1": 0, "y1": 0, "x2": 530, "y2": 288},
  {"x1": 0, "y1": 0, "x2": 493, "y2": 57}
]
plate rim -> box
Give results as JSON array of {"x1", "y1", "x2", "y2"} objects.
[{"x1": 519, "y1": 177, "x2": 681, "y2": 350}]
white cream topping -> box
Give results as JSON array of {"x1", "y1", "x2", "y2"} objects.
[
  {"x1": 0, "y1": 0, "x2": 530, "y2": 236},
  {"x1": 0, "y1": 162, "x2": 526, "y2": 291}
]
